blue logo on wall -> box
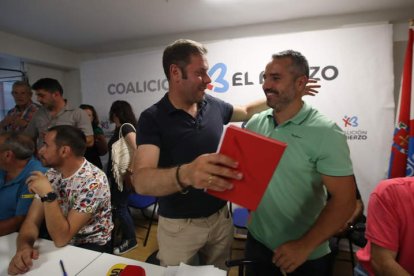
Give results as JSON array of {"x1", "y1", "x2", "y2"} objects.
[
  {"x1": 208, "y1": 63, "x2": 229, "y2": 93},
  {"x1": 342, "y1": 115, "x2": 359, "y2": 127}
]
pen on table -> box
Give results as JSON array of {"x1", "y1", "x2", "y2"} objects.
[{"x1": 60, "y1": 259, "x2": 68, "y2": 276}]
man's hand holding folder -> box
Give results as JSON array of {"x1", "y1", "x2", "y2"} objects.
[
  {"x1": 176, "y1": 152, "x2": 243, "y2": 192},
  {"x1": 207, "y1": 125, "x2": 287, "y2": 210}
]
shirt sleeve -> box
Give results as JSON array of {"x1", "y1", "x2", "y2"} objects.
[
  {"x1": 136, "y1": 110, "x2": 161, "y2": 147},
  {"x1": 208, "y1": 95, "x2": 233, "y2": 125},
  {"x1": 365, "y1": 189, "x2": 399, "y2": 252},
  {"x1": 316, "y1": 124, "x2": 354, "y2": 176},
  {"x1": 15, "y1": 184, "x2": 34, "y2": 216},
  {"x1": 75, "y1": 108, "x2": 94, "y2": 136},
  {"x1": 121, "y1": 123, "x2": 136, "y2": 137}
]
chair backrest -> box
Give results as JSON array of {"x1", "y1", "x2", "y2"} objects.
[
  {"x1": 127, "y1": 193, "x2": 156, "y2": 209},
  {"x1": 233, "y1": 208, "x2": 249, "y2": 229}
]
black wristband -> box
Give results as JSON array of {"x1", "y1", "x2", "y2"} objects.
[{"x1": 175, "y1": 165, "x2": 189, "y2": 194}]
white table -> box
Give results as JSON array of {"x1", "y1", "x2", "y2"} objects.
[
  {"x1": 77, "y1": 253, "x2": 166, "y2": 276},
  {"x1": 0, "y1": 232, "x2": 102, "y2": 276},
  {"x1": 1, "y1": 233, "x2": 166, "y2": 276}
]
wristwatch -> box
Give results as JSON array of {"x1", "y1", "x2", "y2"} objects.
[{"x1": 40, "y1": 192, "x2": 58, "y2": 202}]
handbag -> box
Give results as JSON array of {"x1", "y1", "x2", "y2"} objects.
[{"x1": 111, "y1": 123, "x2": 136, "y2": 191}]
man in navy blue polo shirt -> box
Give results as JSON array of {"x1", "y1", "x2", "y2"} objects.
[
  {"x1": 132, "y1": 39, "x2": 318, "y2": 270},
  {"x1": 0, "y1": 132, "x2": 46, "y2": 236}
]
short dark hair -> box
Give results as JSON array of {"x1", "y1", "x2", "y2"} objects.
[
  {"x1": 272, "y1": 50, "x2": 309, "y2": 78},
  {"x1": 32, "y1": 78, "x2": 64, "y2": 95},
  {"x1": 0, "y1": 132, "x2": 34, "y2": 160},
  {"x1": 48, "y1": 125, "x2": 86, "y2": 157},
  {"x1": 162, "y1": 39, "x2": 207, "y2": 80},
  {"x1": 109, "y1": 100, "x2": 137, "y2": 126},
  {"x1": 80, "y1": 104, "x2": 100, "y2": 128}
]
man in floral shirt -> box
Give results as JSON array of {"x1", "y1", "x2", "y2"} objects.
[{"x1": 8, "y1": 125, "x2": 113, "y2": 275}]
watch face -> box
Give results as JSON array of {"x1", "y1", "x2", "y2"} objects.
[{"x1": 41, "y1": 192, "x2": 57, "y2": 202}]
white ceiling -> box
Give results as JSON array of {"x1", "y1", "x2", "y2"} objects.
[{"x1": 0, "y1": 0, "x2": 413, "y2": 53}]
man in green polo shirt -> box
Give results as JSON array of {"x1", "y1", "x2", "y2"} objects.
[{"x1": 244, "y1": 50, "x2": 356, "y2": 275}]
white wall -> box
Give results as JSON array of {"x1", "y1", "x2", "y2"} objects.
[
  {"x1": 0, "y1": 30, "x2": 82, "y2": 106},
  {"x1": 81, "y1": 13, "x2": 412, "y2": 107},
  {"x1": 0, "y1": 30, "x2": 80, "y2": 69},
  {"x1": 0, "y1": 10, "x2": 412, "y2": 107}
]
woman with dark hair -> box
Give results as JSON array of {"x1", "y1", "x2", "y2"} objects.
[
  {"x1": 80, "y1": 104, "x2": 108, "y2": 169},
  {"x1": 107, "y1": 100, "x2": 138, "y2": 255}
]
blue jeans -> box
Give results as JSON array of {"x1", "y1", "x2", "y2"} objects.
[
  {"x1": 245, "y1": 232, "x2": 331, "y2": 276},
  {"x1": 112, "y1": 187, "x2": 136, "y2": 242}
]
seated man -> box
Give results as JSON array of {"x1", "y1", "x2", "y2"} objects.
[
  {"x1": 0, "y1": 132, "x2": 46, "y2": 236},
  {"x1": 355, "y1": 177, "x2": 414, "y2": 276},
  {"x1": 8, "y1": 125, "x2": 113, "y2": 275}
]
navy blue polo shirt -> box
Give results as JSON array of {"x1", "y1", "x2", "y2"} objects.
[{"x1": 137, "y1": 93, "x2": 233, "y2": 218}]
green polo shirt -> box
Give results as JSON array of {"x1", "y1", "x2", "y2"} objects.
[{"x1": 246, "y1": 102, "x2": 353, "y2": 260}]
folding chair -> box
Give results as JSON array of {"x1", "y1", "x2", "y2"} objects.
[
  {"x1": 331, "y1": 218, "x2": 366, "y2": 276},
  {"x1": 127, "y1": 193, "x2": 158, "y2": 246},
  {"x1": 229, "y1": 202, "x2": 249, "y2": 239},
  {"x1": 226, "y1": 258, "x2": 255, "y2": 276},
  {"x1": 226, "y1": 259, "x2": 278, "y2": 276}
]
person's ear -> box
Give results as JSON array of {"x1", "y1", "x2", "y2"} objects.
[
  {"x1": 52, "y1": 91, "x2": 61, "y2": 98},
  {"x1": 296, "y1": 75, "x2": 308, "y2": 90},
  {"x1": 3, "y1": 150, "x2": 13, "y2": 161},
  {"x1": 59, "y1": 145, "x2": 71, "y2": 157},
  {"x1": 170, "y1": 64, "x2": 183, "y2": 82}
]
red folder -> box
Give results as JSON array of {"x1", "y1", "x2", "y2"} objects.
[{"x1": 207, "y1": 125, "x2": 287, "y2": 210}]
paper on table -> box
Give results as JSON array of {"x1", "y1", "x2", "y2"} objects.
[
  {"x1": 207, "y1": 125, "x2": 287, "y2": 210},
  {"x1": 165, "y1": 263, "x2": 226, "y2": 276}
]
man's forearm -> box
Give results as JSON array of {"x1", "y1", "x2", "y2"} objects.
[
  {"x1": 16, "y1": 221, "x2": 39, "y2": 251},
  {"x1": 372, "y1": 258, "x2": 410, "y2": 276},
  {"x1": 371, "y1": 243, "x2": 410, "y2": 276},
  {"x1": 231, "y1": 99, "x2": 268, "y2": 122},
  {"x1": 134, "y1": 166, "x2": 182, "y2": 196},
  {"x1": 244, "y1": 99, "x2": 268, "y2": 119},
  {"x1": 43, "y1": 201, "x2": 72, "y2": 247},
  {"x1": 348, "y1": 200, "x2": 364, "y2": 224},
  {"x1": 299, "y1": 196, "x2": 356, "y2": 250}
]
